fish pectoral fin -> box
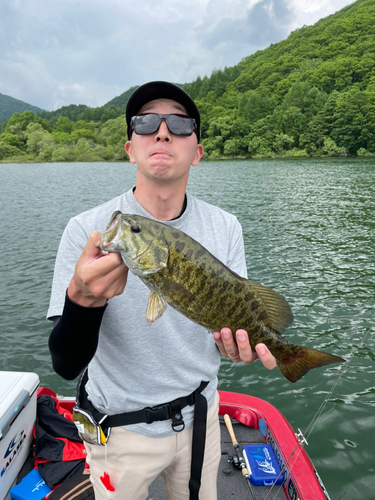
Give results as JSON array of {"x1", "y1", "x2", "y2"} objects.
[{"x1": 146, "y1": 292, "x2": 167, "y2": 324}]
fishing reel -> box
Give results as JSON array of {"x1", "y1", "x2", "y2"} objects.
[{"x1": 221, "y1": 451, "x2": 241, "y2": 474}]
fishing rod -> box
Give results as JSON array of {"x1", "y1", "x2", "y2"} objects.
[
  {"x1": 223, "y1": 414, "x2": 256, "y2": 500},
  {"x1": 263, "y1": 329, "x2": 375, "y2": 500}
]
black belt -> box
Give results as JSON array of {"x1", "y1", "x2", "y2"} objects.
[
  {"x1": 77, "y1": 369, "x2": 208, "y2": 432},
  {"x1": 77, "y1": 370, "x2": 209, "y2": 500}
]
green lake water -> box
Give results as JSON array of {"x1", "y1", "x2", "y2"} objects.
[{"x1": 0, "y1": 158, "x2": 374, "y2": 499}]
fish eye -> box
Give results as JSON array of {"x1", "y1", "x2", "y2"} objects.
[{"x1": 131, "y1": 225, "x2": 141, "y2": 233}]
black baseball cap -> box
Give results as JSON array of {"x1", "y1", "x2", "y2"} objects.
[{"x1": 126, "y1": 81, "x2": 201, "y2": 141}]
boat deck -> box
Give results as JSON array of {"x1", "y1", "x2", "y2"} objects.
[
  {"x1": 10, "y1": 417, "x2": 285, "y2": 500},
  {"x1": 147, "y1": 416, "x2": 286, "y2": 500},
  {"x1": 3, "y1": 384, "x2": 326, "y2": 500}
]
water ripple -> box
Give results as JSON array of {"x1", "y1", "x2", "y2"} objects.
[{"x1": 0, "y1": 159, "x2": 374, "y2": 498}]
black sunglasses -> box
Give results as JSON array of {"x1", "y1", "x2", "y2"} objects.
[{"x1": 130, "y1": 113, "x2": 196, "y2": 137}]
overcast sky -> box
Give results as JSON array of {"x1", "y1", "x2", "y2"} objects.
[{"x1": 0, "y1": 0, "x2": 355, "y2": 111}]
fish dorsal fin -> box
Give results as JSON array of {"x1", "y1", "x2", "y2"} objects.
[
  {"x1": 146, "y1": 292, "x2": 167, "y2": 324},
  {"x1": 250, "y1": 282, "x2": 294, "y2": 334}
]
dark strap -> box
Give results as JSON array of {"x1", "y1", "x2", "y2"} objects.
[
  {"x1": 77, "y1": 370, "x2": 209, "y2": 499},
  {"x1": 77, "y1": 370, "x2": 206, "y2": 432},
  {"x1": 189, "y1": 381, "x2": 209, "y2": 500}
]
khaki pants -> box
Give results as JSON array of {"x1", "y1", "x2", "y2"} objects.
[{"x1": 85, "y1": 392, "x2": 220, "y2": 500}]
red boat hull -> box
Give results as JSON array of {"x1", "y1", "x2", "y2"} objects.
[
  {"x1": 219, "y1": 390, "x2": 330, "y2": 500},
  {"x1": 54, "y1": 389, "x2": 330, "y2": 500}
]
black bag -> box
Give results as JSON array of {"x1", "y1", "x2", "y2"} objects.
[
  {"x1": 47, "y1": 469, "x2": 94, "y2": 499},
  {"x1": 34, "y1": 394, "x2": 86, "y2": 488}
]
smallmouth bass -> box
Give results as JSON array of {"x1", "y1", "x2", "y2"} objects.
[{"x1": 100, "y1": 211, "x2": 344, "y2": 382}]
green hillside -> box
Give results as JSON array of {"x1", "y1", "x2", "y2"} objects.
[
  {"x1": 181, "y1": 0, "x2": 375, "y2": 157},
  {"x1": 38, "y1": 103, "x2": 123, "y2": 126},
  {"x1": 104, "y1": 83, "x2": 185, "y2": 109},
  {"x1": 104, "y1": 85, "x2": 139, "y2": 108},
  {"x1": 1, "y1": 0, "x2": 374, "y2": 162},
  {"x1": 0, "y1": 93, "x2": 45, "y2": 122}
]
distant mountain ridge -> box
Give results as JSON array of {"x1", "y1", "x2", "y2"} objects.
[
  {"x1": 0, "y1": 93, "x2": 45, "y2": 122},
  {"x1": 1, "y1": 0, "x2": 375, "y2": 161},
  {"x1": 103, "y1": 83, "x2": 185, "y2": 109},
  {"x1": 104, "y1": 85, "x2": 139, "y2": 108}
]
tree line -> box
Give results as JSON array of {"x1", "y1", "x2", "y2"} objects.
[
  {"x1": 0, "y1": 109, "x2": 127, "y2": 162},
  {"x1": 1, "y1": 0, "x2": 374, "y2": 162}
]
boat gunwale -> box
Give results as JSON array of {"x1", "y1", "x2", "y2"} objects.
[
  {"x1": 44, "y1": 388, "x2": 330, "y2": 500},
  {"x1": 218, "y1": 390, "x2": 330, "y2": 500}
]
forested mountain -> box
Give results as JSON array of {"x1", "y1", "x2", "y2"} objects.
[
  {"x1": 104, "y1": 85, "x2": 139, "y2": 108},
  {"x1": 181, "y1": 0, "x2": 375, "y2": 157},
  {"x1": 1, "y1": 0, "x2": 374, "y2": 162},
  {"x1": 0, "y1": 93, "x2": 44, "y2": 122},
  {"x1": 38, "y1": 103, "x2": 124, "y2": 126}
]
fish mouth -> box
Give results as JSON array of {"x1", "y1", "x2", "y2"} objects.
[
  {"x1": 100, "y1": 239, "x2": 113, "y2": 250},
  {"x1": 100, "y1": 211, "x2": 122, "y2": 250},
  {"x1": 106, "y1": 211, "x2": 122, "y2": 231}
]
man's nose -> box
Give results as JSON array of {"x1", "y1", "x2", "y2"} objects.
[{"x1": 155, "y1": 118, "x2": 171, "y2": 141}]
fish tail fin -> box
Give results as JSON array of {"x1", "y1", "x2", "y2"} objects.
[{"x1": 277, "y1": 345, "x2": 345, "y2": 383}]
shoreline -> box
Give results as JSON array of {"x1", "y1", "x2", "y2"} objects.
[{"x1": 1, "y1": 153, "x2": 374, "y2": 165}]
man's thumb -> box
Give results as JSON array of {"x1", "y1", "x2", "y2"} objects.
[{"x1": 84, "y1": 231, "x2": 103, "y2": 257}]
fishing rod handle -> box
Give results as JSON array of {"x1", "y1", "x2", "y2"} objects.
[
  {"x1": 223, "y1": 415, "x2": 255, "y2": 500},
  {"x1": 235, "y1": 449, "x2": 250, "y2": 477},
  {"x1": 224, "y1": 415, "x2": 250, "y2": 476},
  {"x1": 224, "y1": 414, "x2": 239, "y2": 446},
  {"x1": 241, "y1": 467, "x2": 250, "y2": 478}
]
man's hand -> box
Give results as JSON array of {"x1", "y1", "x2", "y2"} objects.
[
  {"x1": 213, "y1": 328, "x2": 277, "y2": 369},
  {"x1": 67, "y1": 231, "x2": 128, "y2": 307}
]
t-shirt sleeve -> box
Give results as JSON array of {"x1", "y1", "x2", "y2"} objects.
[
  {"x1": 47, "y1": 218, "x2": 90, "y2": 319},
  {"x1": 227, "y1": 218, "x2": 248, "y2": 279}
]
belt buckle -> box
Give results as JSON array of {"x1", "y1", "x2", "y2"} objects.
[
  {"x1": 145, "y1": 404, "x2": 171, "y2": 424},
  {"x1": 171, "y1": 413, "x2": 185, "y2": 432},
  {"x1": 170, "y1": 400, "x2": 185, "y2": 432}
]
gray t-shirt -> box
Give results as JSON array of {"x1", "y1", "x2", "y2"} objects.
[{"x1": 48, "y1": 188, "x2": 247, "y2": 437}]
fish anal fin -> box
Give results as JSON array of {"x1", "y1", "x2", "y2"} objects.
[
  {"x1": 146, "y1": 292, "x2": 167, "y2": 324},
  {"x1": 249, "y1": 282, "x2": 294, "y2": 334},
  {"x1": 277, "y1": 345, "x2": 345, "y2": 382}
]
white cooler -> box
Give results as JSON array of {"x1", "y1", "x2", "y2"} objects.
[{"x1": 0, "y1": 372, "x2": 39, "y2": 500}]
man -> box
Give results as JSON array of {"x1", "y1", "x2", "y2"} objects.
[{"x1": 48, "y1": 81, "x2": 276, "y2": 500}]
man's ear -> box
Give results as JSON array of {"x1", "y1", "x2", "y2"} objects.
[
  {"x1": 125, "y1": 141, "x2": 136, "y2": 164},
  {"x1": 191, "y1": 144, "x2": 204, "y2": 166}
]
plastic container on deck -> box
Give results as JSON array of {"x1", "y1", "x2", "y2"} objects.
[
  {"x1": 243, "y1": 444, "x2": 284, "y2": 486},
  {"x1": 0, "y1": 372, "x2": 39, "y2": 500},
  {"x1": 9, "y1": 468, "x2": 51, "y2": 500}
]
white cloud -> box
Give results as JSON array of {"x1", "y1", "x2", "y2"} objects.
[
  {"x1": 287, "y1": 0, "x2": 355, "y2": 27},
  {"x1": 0, "y1": 0, "x2": 355, "y2": 110}
]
